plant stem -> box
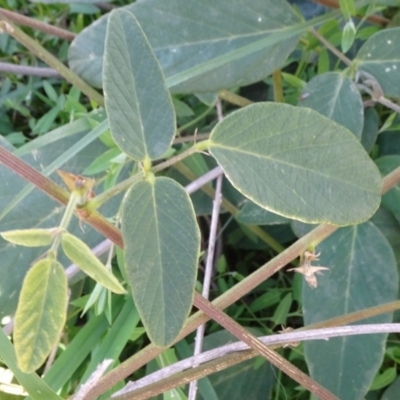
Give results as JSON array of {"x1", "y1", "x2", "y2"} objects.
[
  {"x1": 0, "y1": 18, "x2": 104, "y2": 106},
  {"x1": 90, "y1": 145, "x2": 200, "y2": 209},
  {"x1": 50, "y1": 192, "x2": 80, "y2": 253},
  {"x1": 0, "y1": 62, "x2": 62, "y2": 77},
  {"x1": 192, "y1": 294, "x2": 338, "y2": 400},
  {"x1": 176, "y1": 106, "x2": 214, "y2": 134},
  {"x1": 188, "y1": 156, "x2": 223, "y2": 399},
  {"x1": 273, "y1": 69, "x2": 284, "y2": 102},
  {"x1": 0, "y1": 7, "x2": 76, "y2": 41},
  {"x1": 218, "y1": 89, "x2": 253, "y2": 107},
  {"x1": 113, "y1": 323, "x2": 400, "y2": 399},
  {"x1": 310, "y1": 27, "x2": 352, "y2": 66}
]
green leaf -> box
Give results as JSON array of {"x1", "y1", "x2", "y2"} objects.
[
  {"x1": 14, "y1": 259, "x2": 68, "y2": 373},
  {"x1": 370, "y1": 367, "x2": 397, "y2": 391},
  {"x1": 121, "y1": 176, "x2": 200, "y2": 346},
  {"x1": 303, "y1": 222, "x2": 398, "y2": 399},
  {"x1": 69, "y1": 0, "x2": 302, "y2": 92},
  {"x1": 375, "y1": 155, "x2": 400, "y2": 215},
  {"x1": 208, "y1": 102, "x2": 381, "y2": 226},
  {"x1": 82, "y1": 146, "x2": 121, "y2": 175},
  {"x1": 370, "y1": 207, "x2": 400, "y2": 265},
  {"x1": 341, "y1": 19, "x2": 356, "y2": 53},
  {"x1": 271, "y1": 292, "x2": 292, "y2": 326},
  {"x1": 298, "y1": 72, "x2": 363, "y2": 139},
  {"x1": 355, "y1": 27, "x2": 400, "y2": 97},
  {"x1": 103, "y1": 10, "x2": 175, "y2": 161},
  {"x1": 236, "y1": 200, "x2": 289, "y2": 225},
  {"x1": 1, "y1": 228, "x2": 57, "y2": 247},
  {"x1": 61, "y1": 232, "x2": 125, "y2": 294},
  {"x1": 361, "y1": 107, "x2": 379, "y2": 152}
]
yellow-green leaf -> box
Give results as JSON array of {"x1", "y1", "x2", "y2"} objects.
[
  {"x1": 14, "y1": 259, "x2": 67, "y2": 373},
  {"x1": 1, "y1": 228, "x2": 58, "y2": 247},
  {"x1": 61, "y1": 232, "x2": 126, "y2": 294}
]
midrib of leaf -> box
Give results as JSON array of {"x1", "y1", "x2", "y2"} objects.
[
  {"x1": 211, "y1": 144, "x2": 377, "y2": 192},
  {"x1": 151, "y1": 181, "x2": 166, "y2": 326},
  {"x1": 327, "y1": 75, "x2": 345, "y2": 119},
  {"x1": 27, "y1": 264, "x2": 54, "y2": 362}
]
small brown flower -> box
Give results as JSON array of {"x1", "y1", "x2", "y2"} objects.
[{"x1": 288, "y1": 250, "x2": 329, "y2": 288}]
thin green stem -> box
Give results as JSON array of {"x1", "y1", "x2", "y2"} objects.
[
  {"x1": 90, "y1": 145, "x2": 201, "y2": 209},
  {"x1": 310, "y1": 27, "x2": 352, "y2": 66},
  {"x1": 176, "y1": 106, "x2": 214, "y2": 134},
  {"x1": 218, "y1": 90, "x2": 253, "y2": 107},
  {"x1": 50, "y1": 192, "x2": 80, "y2": 253},
  {"x1": 0, "y1": 18, "x2": 104, "y2": 106}
]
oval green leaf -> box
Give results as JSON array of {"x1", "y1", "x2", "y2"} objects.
[
  {"x1": 303, "y1": 222, "x2": 398, "y2": 399},
  {"x1": 61, "y1": 232, "x2": 125, "y2": 294},
  {"x1": 1, "y1": 228, "x2": 57, "y2": 247},
  {"x1": 121, "y1": 176, "x2": 200, "y2": 347},
  {"x1": 298, "y1": 71, "x2": 364, "y2": 139},
  {"x1": 208, "y1": 102, "x2": 381, "y2": 226},
  {"x1": 355, "y1": 27, "x2": 400, "y2": 98},
  {"x1": 69, "y1": 0, "x2": 301, "y2": 92},
  {"x1": 14, "y1": 258, "x2": 67, "y2": 373},
  {"x1": 103, "y1": 10, "x2": 175, "y2": 161}
]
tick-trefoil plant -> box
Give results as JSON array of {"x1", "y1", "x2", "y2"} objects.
[{"x1": 1, "y1": 1, "x2": 400, "y2": 399}]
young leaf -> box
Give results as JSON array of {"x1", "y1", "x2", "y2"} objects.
[
  {"x1": 1, "y1": 228, "x2": 58, "y2": 247},
  {"x1": 103, "y1": 9, "x2": 175, "y2": 161},
  {"x1": 121, "y1": 176, "x2": 200, "y2": 347},
  {"x1": 14, "y1": 258, "x2": 68, "y2": 373},
  {"x1": 341, "y1": 19, "x2": 356, "y2": 53},
  {"x1": 298, "y1": 72, "x2": 364, "y2": 139},
  {"x1": 61, "y1": 232, "x2": 126, "y2": 294},
  {"x1": 355, "y1": 27, "x2": 400, "y2": 97},
  {"x1": 303, "y1": 222, "x2": 398, "y2": 399},
  {"x1": 208, "y1": 102, "x2": 381, "y2": 226}
]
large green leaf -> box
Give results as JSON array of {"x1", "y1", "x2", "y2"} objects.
[
  {"x1": 355, "y1": 27, "x2": 400, "y2": 98},
  {"x1": 69, "y1": 0, "x2": 302, "y2": 92},
  {"x1": 208, "y1": 102, "x2": 382, "y2": 226},
  {"x1": 298, "y1": 72, "x2": 364, "y2": 139},
  {"x1": 103, "y1": 10, "x2": 175, "y2": 161},
  {"x1": 303, "y1": 222, "x2": 398, "y2": 400},
  {"x1": 121, "y1": 176, "x2": 200, "y2": 346},
  {"x1": 14, "y1": 259, "x2": 68, "y2": 373},
  {"x1": 375, "y1": 155, "x2": 400, "y2": 215}
]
